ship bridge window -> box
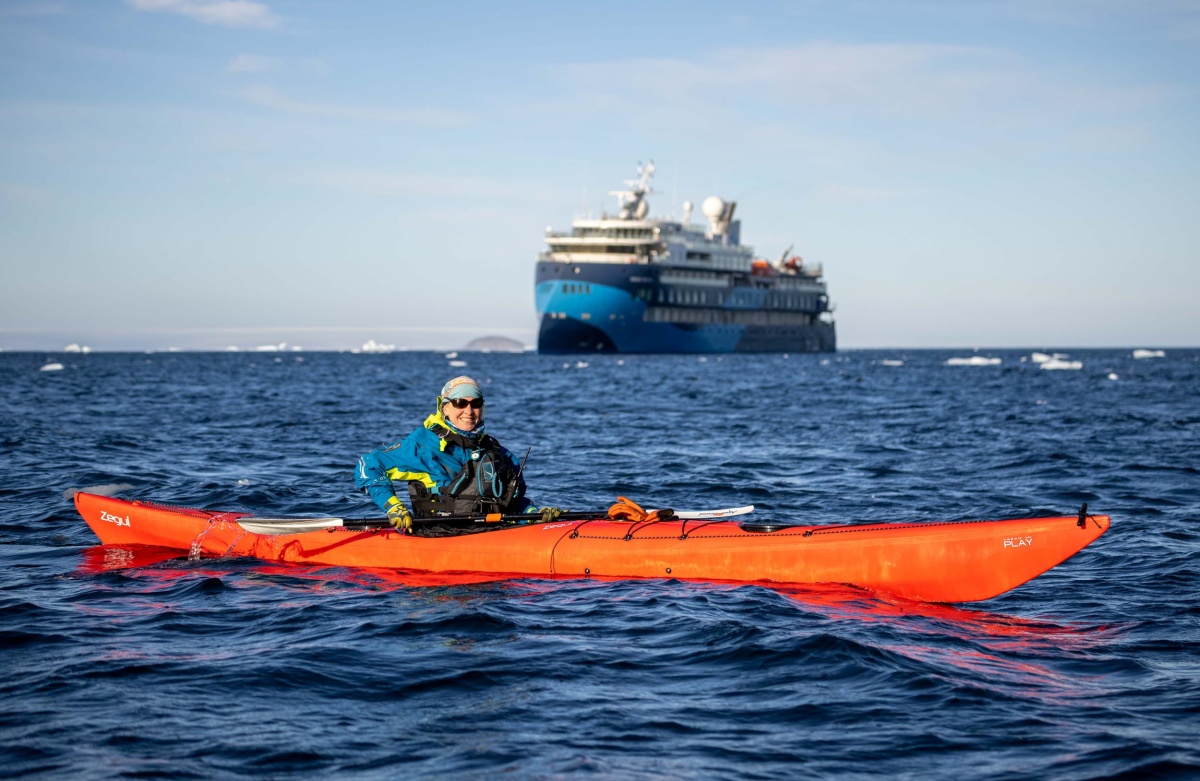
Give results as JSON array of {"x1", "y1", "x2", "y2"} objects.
[{"x1": 686, "y1": 251, "x2": 712, "y2": 261}]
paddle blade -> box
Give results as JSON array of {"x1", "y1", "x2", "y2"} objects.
[{"x1": 237, "y1": 517, "x2": 348, "y2": 535}]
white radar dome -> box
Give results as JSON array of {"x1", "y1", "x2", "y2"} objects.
[{"x1": 701, "y1": 196, "x2": 726, "y2": 220}]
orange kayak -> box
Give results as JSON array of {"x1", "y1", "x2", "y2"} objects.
[{"x1": 74, "y1": 492, "x2": 1110, "y2": 603}]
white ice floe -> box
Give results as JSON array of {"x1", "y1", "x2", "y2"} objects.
[
  {"x1": 880, "y1": 359, "x2": 904, "y2": 367},
  {"x1": 1041, "y1": 358, "x2": 1083, "y2": 370},
  {"x1": 1030, "y1": 352, "x2": 1071, "y2": 364},
  {"x1": 698, "y1": 357, "x2": 707, "y2": 363},
  {"x1": 448, "y1": 360, "x2": 467, "y2": 367},
  {"x1": 946, "y1": 357, "x2": 1001, "y2": 366},
  {"x1": 1107, "y1": 372, "x2": 1119, "y2": 381},
  {"x1": 63, "y1": 483, "x2": 135, "y2": 500},
  {"x1": 63, "y1": 343, "x2": 91, "y2": 353},
  {"x1": 1132, "y1": 349, "x2": 1165, "y2": 359},
  {"x1": 39, "y1": 362, "x2": 64, "y2": 372},
  {"x1": 225, "y1": 346, "x2": 240, "y2": 352},
  {"x1": 359, "y1": 339, "x2": 395, "y2": 353},
  {"x1": 575, "y1": 361, "x2": 589, "y2": 369},
  {"x1": 445, "y1": 351, "x2": 458, "y2": 359},
  {"x1": 255, "y1": 342, "x2": 287, "y2": 352},
  {"x1": 237, "y1": 478, "x2": 250, "y2": 486}
]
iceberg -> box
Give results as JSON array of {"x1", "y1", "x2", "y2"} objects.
[{"x1": 946, "y1": 356, "x2": 1001, "y2": 366}]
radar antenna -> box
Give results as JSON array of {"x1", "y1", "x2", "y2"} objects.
[{"x1": 610, "y1": 160, "x2": 656, "y2": 220}]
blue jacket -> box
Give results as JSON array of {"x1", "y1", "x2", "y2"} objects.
[{"x1": 356, "y1": 412, "x2": 533, "y2": 515}]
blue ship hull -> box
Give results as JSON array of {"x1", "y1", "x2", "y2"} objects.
[{"x1": 536, "y1": 262, "x2": 836, "y2": 354}]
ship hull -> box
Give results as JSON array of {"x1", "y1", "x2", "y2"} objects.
[{"x1": 536, "y1": 261, "x2": 836, "y2": 354}]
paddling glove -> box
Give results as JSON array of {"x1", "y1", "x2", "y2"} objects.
[
  {"x1": 539, "y1": 507, "x2": 565, "y2": 523},
  {"x1": 386, "y1": 499, "x2": 413, "y2": 532}
]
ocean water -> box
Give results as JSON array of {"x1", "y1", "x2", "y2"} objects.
[{"x1": 1, "y1": 348, "x2": 1197, "y2": 780}]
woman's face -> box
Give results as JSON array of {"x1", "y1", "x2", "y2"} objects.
[{"x1": 442, "y1": 397, "x2": 483, "y2": 431}]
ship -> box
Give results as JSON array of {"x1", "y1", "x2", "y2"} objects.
[{"x1": 535, "y1": 162, "x2": 836, "y2": 354}]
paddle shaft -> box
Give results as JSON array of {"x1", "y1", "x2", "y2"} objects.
[
  {"x1": 234, "y1": 505, "x2": 753, "y2": 535},
  {"x1": 350, "y1": 510, "x2": 603, "y2": 530}
]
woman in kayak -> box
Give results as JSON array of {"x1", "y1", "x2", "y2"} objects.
[{"x1": 355, "y1": 376, "x2": 564, "y2": 532}]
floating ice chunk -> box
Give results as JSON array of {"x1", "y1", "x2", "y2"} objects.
[
  {"x1": 616, "y1": 359, "x2": 625, "y2": 365},
  {"x1": 1031, "y1": 352, "x2": 1051, "y2": 364},
  {"x1": 946, "y1": 356, "x2": 1001, "y2": 366},
  {"x1": 39, "y1": 362, "x2": 64, "y2": 372},
  {"x1": 360, "y1": 339, "x2": 395, "y2": 353},
  {"x1": 255, "y1": 342, "x2": 286, "y2": 352},
  {"x1": 698, "y1": 357, "x2": 707, "y2": 363},
  {"x1": 1040, "y1": 358, "x2": 1083, "y2": 370},
  {"x1": 225, "y1": 346, "x2": 240, "y2": 352},
  {"x1": 291, "y1": 345, "x2": 303, "y2": 352},
  {"x1": 1132, "y1": 349, "x2": 1165, "y2": 359},
  {"x1": 880, "y1": 359, "x2": 904, "y2": 367},
  {"x1": 575, "y1": 361, "x2": 589, "y2": 368},
  {"x1": 64, "y1": 343, "x2": 82, "y2": 352},
  {"x1": 64, "y1": 483, "x2": 135, "y2": 500},
  {"x1": 237, "y1": 479, "x2": 250, "y2": 486},
  {"x1": 448, "y1": 360, "x2": 467, "y2": 367},
  {"x1": 445, "y1": 351, "x2": 458, "y2": 359},
  {"x1": 1107, "y1": 372, "x2": 1119, "y2": 381}
]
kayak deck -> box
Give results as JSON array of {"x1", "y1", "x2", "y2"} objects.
[{"x1": 73, "y1": 492, "x2": 1110, "y2": 603}]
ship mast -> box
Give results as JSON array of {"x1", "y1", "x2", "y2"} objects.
[{"x1": 611, "y1": 160, "x2": 655, "y2": 220}]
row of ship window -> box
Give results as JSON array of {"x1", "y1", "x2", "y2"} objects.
[
  {"x1": 642, "y1": 308, "x2": 816, "y2": 326},
  {"x1": 573, "y1": 228, "x2": 655, "y2": 239},
  {"x1": 560, "y1": 282, "x2": 819, "y2": 310}
]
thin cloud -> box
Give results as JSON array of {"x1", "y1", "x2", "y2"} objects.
[
  {"x1": 1, "y1": 2, "x2": 67, "y2": 16},
  {"x1": 226, "y1": 54, "x2": 279, "y2": 73},
  {"x1": 127, "y1": 0, "x2": 279, "y2": 30},
  {"x1": 560, "y1": 43, "x2": 1165, "y2": 121},
  {"x1": 824, "y1": 185, "x2": 918, "y2": 203},
  {"x1": 233, "y1": 85, "x2": 471, "y2": 127},
  {"x1": 296, "y1": 169, "x2": 527, "y2": 199},
  {"x1": 0, "y1": 182, "x2": 53, "y2": 205}
]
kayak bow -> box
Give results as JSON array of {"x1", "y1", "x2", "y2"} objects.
[{"x1": 73, "y1": 493, "x2": 1109, "y2": 603}]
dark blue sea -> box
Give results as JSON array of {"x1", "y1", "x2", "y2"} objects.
[{"x1": 2, "y1": 349, "x2": 1197, "y2": 780}]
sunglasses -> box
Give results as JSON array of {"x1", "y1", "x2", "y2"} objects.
[{"x1": 445, "y1": 397, "x2": 484, "y2": 410}]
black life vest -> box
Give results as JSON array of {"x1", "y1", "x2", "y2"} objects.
[{"x1": 407, "y1": 425, "x2": 525, "y2": 518}]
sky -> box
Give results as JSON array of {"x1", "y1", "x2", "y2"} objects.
[{"x1": 1, "y1": 0, "x2": 1198, "y2": 351}]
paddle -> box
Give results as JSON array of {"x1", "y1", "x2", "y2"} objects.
[{"x1": 236, "y1": 504, "x2": 754, "y2": 536}]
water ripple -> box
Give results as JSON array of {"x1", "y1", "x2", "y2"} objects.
[{"x1": 1, "y1": 349, "x2": 1197, "y2": 779}]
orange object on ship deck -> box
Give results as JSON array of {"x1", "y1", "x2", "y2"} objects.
[{"x1": 74, "y1": 492, "x2": 1109, "y2": 603}]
